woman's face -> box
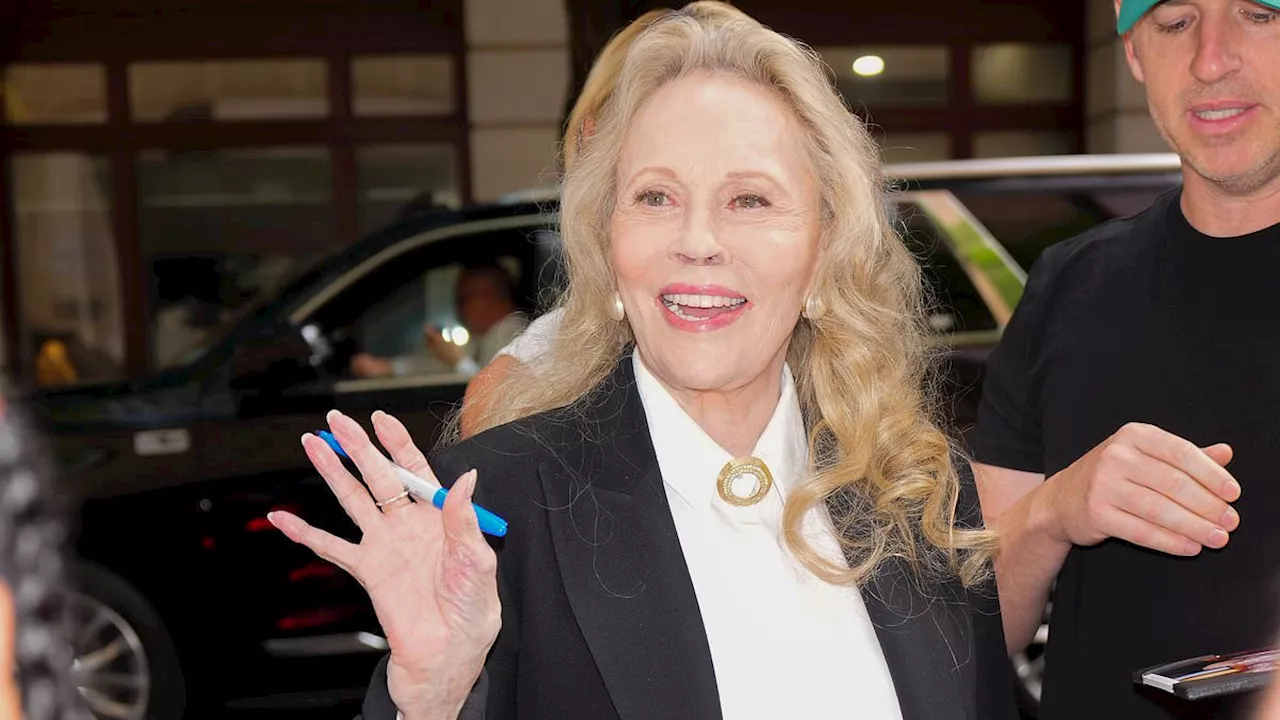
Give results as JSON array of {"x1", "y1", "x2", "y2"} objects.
[{"x1": 611, "y1": 71, "x2": 821, "y2": 396}]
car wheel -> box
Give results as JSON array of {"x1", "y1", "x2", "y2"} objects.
[{"x1": 67, "y1": 562, "x2": 185, "y2": 720}]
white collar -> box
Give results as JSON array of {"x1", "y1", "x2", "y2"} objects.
[{"x1": 632, "y1": 348, "x2": 808, "y2": 515}]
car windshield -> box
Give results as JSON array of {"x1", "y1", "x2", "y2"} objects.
[{"x1": 162, "y1": 250, "x2": 341, "y2": 368}]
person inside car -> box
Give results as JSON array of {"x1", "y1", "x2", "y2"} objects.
[
  {"x1": 271, "y1": 3, "x2": 1018, "y2": 718},
  {"x1": 350, "y1": 262, "x2": 529, "y2": 379}
]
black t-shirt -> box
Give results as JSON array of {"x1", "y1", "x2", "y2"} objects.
[{"x1": 973, "y1": 188, "x2": 1280, "y2": 720}]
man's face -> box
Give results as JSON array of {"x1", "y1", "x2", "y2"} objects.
[
  {"x1": 455, "y1": 273, "x2": 501, "y2": 332},
  {"x1": 1122, "y1": 0, "x2": 1280, "y2": 194}
]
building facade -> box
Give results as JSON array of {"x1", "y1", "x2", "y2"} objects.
[{"x1": 0, "y1": 0, "x2": 1162, "y2": 388}]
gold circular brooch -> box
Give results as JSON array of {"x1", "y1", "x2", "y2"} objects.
[{"x1": 716, "y1": 457, "x2": 774, "y2": 507}]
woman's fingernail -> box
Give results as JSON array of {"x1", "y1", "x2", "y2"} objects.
[{"x1": 463, "y1": 469, "x2": 478, "y2": 499}]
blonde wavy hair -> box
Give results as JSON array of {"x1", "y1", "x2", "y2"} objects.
[{"x1": 468, "y1": 1, "x2": 995, "y2": 590}]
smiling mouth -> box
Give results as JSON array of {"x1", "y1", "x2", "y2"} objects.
[
  {"x1": 660, "y1": 292, "x2": 747, "y2": 321},
  {"x1": 1194, "y1": 108, "x2": 1249, "y2": 121}
]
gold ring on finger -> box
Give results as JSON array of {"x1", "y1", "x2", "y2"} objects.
[{"x1": 375, "y1": 487, "x2": 412, "y2": 509}]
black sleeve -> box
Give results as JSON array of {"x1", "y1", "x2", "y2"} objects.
[
  {"x1": 952, "y1": 455, "x2": 1021, "y2": 718},
  {"x1": 951, "y1": 448, "x2": 984, "y2": 530},
  {"x1": 970, "y1": 250, "x2": 1061, "y2": 474},
  {"x1": 361, "y1": 656, "x2": 489, "y2": 720},
  {"x1": 969, "y1": 584, "x2": 1020, "y2": 719}
]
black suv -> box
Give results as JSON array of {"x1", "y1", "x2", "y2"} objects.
[{"x1": 24, "y1": 153, "x2": 1182, "y2": 719}]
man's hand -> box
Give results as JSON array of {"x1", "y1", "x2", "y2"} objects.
[
  {"x1": 425, "y1": 325, "x2": 466, "y2": 368},
  {"x1": 1036, "y1": 422, "x2": 1240, "y2": 556},
  {"x1": 351, "y1": 353, "x2": 394, "y2": 378}
]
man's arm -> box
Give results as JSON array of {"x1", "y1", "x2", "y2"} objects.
[
  {"x1": 972, "y1": 461, "x2": 1063, "y2": 654},
  {"x1": 974, "y1": 425, "x2": 1240, "y2": 655},
  {"x1": 459, "y1": 355, "x2": 519, "y2": 438},
  {"x1": 459, "y1": 310, "x2": 563, "y2": 437}
]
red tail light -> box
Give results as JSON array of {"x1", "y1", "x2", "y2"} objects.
[
  {"x1": 246, "y1": 505, "x2": 301, "y2": 532},
  {"x1": 289, "y1": 561, "x2": 339, "y2": 582},
  {"x1": 276, "y1": 606, "x2": 360, "y2": 631}
]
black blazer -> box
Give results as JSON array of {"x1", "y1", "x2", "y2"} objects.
[{"x1": 362, "y1": 358, "x2": 1018, "y2": 720}]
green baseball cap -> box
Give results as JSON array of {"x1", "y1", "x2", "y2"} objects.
[{"x1": 1118, "y1": 0, "x2": 1280, "y2": 34}]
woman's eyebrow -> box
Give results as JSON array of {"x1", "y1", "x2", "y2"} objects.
[{"x1": 627, "y1": 165, "x2": 678, "y2": 180}]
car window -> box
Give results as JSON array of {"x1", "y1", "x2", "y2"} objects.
[
  {"x1": 307, "y1": 219, "x2": 546, "y2": 382},
  {"x1": 949, "y1": 185, "x2": 1176, "y2": 270},
  {"x1": 894, "y1": 200, "x2": 999, "y2": 335},
  {"x1": 356, "y1": 259, "x2": 524, "y2": 360}
]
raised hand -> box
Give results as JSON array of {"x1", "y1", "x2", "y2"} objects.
[
  {"x1": 1039, "y1": 422, "x2": 1241, "y2": 556},
  {"x1": 269, "y1": 409, "x2": 500, "y2": 720}
]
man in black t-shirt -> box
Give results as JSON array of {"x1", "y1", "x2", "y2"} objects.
[{"x1": 971, "y1": 1, "x2": 1280, "y2": 719}]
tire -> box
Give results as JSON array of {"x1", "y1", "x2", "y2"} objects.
[{"x1": 66, "y1": 561, "x2": 186, "y2": 720}]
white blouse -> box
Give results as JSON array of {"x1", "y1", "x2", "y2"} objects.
[{"x1": 632, "y1": 351, "x2": 903, "y2": 720}]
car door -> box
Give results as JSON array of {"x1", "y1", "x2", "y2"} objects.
[
  {"x1": 162, "y1": 210, "x2": 557, "y2": 697},
  {"x1": 211, "y1": 210, "x2": 556, "y2": 664}
]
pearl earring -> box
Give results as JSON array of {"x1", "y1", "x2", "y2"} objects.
[
  {"x1": 802, "y1": 294, "x2": 825, "y2": 321},
  {"x1": 610, "y1": 293, "x2": 626, "y2": 321}
]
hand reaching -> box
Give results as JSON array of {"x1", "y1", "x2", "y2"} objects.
[
  {"x1": 350, "y1": 353, "x2": 394, "y2": 378},
  {"x1": 269, "y1": 410, "x2": 500, "y2": 719}
]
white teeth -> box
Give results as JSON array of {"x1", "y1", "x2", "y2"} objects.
[
  {"x1": 1196, "y1": 108, "x2": 1246, "y2": 121},
  {"x1": 660, "y1": 293, "x2": 746, "y2": 310}
]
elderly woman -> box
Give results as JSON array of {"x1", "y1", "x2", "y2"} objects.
[{"x1": 269, "y1": 3, "x2": 1017, "y2": 719}]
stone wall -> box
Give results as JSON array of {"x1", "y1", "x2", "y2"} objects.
[
  {"x1": 1085, "y1": 0, "x2": 1169, "y2": 154},
  {"x1": 465, "y1": 0, "x2": 570, "y2": 202}
]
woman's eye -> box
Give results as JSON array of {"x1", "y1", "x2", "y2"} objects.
[
  {"x1": 732, "y1": 194, "x2": 769, "y2": 209},
  {"x1": 637, "y1": 191, "x2": 669, "y2": 207},
  {"x1": 1246, "y1": 9, "x2": 1279, "y2": 24}
]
